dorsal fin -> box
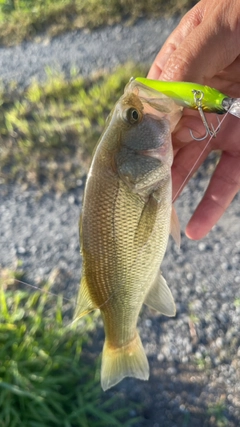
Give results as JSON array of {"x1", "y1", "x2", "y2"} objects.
[{"x1": 171, "y1": 205, "x2": 181, "y2": 248}]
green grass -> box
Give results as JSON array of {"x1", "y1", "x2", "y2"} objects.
[
  {"x1": 0, "y1": 267, "x2": 140, "y2": 427},
  {"x1": 233, "y1": 298, "x2": 240, "y2": 307},
  {"x1": 207, "y1": 401, "x2": 229, "y2": 427},
  {"x1": 0, "y1": 63, "x2": 146, "y2": 192},
  {"x1": 0, "y1": 0, "x2": 198, "y2": 46}
]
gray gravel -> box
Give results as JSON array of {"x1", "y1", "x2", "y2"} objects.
[
  {"x1": 0, "y1": 17, "x2": 179, "y2": 88},
  {"x1": 1, "y1": 18, "x2": 240, "y2": 426}
]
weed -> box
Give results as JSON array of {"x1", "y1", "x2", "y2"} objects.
[
  {"x1": 0, "y1": 0, "x2": 198, "y2": 46},
  {"x1": 233, "y1": 298, "x2": 240, "y2": 307},
  {"x1": 0, "y1": 267, "x2": 140, "y2": 426},
  {"x1": 0, "y1": 63, "x2": 146, "y2": 192},
  {"x1": 194, "y1": 352, "x2": 212, "y2": 371},
  {"x1": 207, "y1": 401, "x2": 229, "y2": 427}
]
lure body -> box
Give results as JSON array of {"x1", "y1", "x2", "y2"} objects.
[
  {"x1": 135, "y1": 77, "x2": 229, "y2": 114},
  {"x1": 135, "y1": 77, "x2": 240, "y2": 140}
]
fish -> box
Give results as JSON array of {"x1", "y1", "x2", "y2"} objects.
[{"x1": 74, "y1": 78, "x2": 182, "y2": 391}]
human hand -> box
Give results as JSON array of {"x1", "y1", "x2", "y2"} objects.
[{"x1": 148, "y1": 0, "x2": 240, "y2": 239}]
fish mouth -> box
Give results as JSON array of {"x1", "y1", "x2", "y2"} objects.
[
  {"x1": 139, "y1": 146, "x2": 169, "y2": 162},
  {"x1": 125, "y1": 78, "x2": 183, "y2": 131},
  {"x1": 125, "y1": 77, "x2": 177, "y2": 110}
]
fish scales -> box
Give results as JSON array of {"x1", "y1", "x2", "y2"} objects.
[{"x1": 74, "y1": 79, "x2": 182, "y2": 391}]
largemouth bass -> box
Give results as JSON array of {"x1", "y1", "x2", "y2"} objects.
[{"x1": 74, "y1": 79, "x2": 182, "y2": 391}]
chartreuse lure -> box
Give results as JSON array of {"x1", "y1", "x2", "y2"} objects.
[{"x1": 135, "y1": 77, "x2": 240, "y2": 140}]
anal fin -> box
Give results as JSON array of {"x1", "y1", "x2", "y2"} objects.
[{"x1": 144, "y1": 272, "x2": 176, "y2": 317}]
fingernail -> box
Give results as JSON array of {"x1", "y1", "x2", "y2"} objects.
[
  {"x1": 147, "y1": 67, "x2": 161, "y2": 80},
  {"x1": 148, "y1": 44, "x2": 176, "y2": 80}
]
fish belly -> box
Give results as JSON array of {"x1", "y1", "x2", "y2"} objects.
[{"x1": 80, "y1": 171, "x2": 171, "y2": 390}]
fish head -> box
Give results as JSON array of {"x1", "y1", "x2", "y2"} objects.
[
  {"x1": 110, "y1": 80, "x2": 182, "y2": 197},
  {"x1": 124, "y1": 78, "x2": 183, "y2": 131},
  {"x1": 117, "y1": 91, "x2": 172, "y2": 162}
]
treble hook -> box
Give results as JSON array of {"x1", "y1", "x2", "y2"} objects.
[{"x1": 189, "y1": 90, "x2": 221, "y2": 141}]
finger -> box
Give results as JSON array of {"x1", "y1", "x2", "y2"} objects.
[
  {"x1": 148, "y1": 43, "x2": 176, "y2": 80},
  {"x1": 217, "y1": 54, "x2": 240, "y2": 84},
  {"x1": 207, "y1": 76, "x2": 240, "y2": 98},
  {"x1": 173, "y1": 113, "x2": 207, "y2": 147},
  {"x1": 186, "y1": 152, "x2": 240, "y2": 239},
  {"x1": 148, "y1": 3, "x2": 203, "y2": 79},
  {"x1": 209, "y1": 114, "x2": 240, "y2": 153},
  {"x1": 160, "y1": 2, "x2": 240, "y2": 82},
  {"x1": 172, "y1": 137, "x2": 212, "y2": 201}
]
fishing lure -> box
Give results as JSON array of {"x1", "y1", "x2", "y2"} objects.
[{"x1": 135, "y1": 77, "x2": 240, "y2": 141}]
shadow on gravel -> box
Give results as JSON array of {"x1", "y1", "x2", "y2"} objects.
[{"x1": 84, "y1": 326, "x2": 238, "y2": 427}]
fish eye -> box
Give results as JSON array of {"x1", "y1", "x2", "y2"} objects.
[{"x1": 124, "y1": 108, "x2": 140, "y2": 124}]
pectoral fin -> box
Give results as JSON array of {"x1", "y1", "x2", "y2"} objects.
[
  {"x1": 171, "y1": 205, "x2": 181, "y2": 248},
  {"x1": 73, "y1": 276, "x2": 96, "y2": 321},
  {"x1": 144, "y1": 272, "x2": 176, "y2": 317}
]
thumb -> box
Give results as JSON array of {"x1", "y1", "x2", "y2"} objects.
[
  {"x1": 148, "y1": 3, "x2": 203, "y2": 80},
  {"x1": 157, "y1": 1, "x2": 240, "y2": 83}
]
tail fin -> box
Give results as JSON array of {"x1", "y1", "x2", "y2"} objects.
[{"x1": 101, "y1": 333, "x2": 149, "y2": 391}]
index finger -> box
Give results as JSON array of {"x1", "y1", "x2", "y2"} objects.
[{"x1": 186, "y1": 152, "x2": 240, "y2": 239}]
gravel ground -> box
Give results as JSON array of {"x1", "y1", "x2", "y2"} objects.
[
  {"x1": 1, "y1": 17, "x2": 240, "y2": 427},
  {"x1": 0, "y1": 17, "x2": 179, "y2": 88}
]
